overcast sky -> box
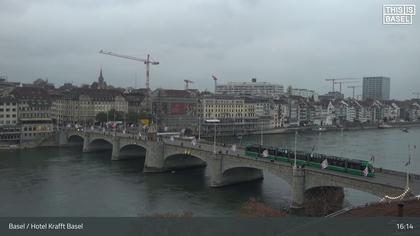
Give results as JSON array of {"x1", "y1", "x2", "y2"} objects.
[{"x1": 0, "y1": 0, "x2": 419, "y2": 99}]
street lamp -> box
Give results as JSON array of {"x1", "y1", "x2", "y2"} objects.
[
  {"x1": 206, "y1": 119, "x2": 220, "y2": 154},
  {"x1": 294, "y1": 130, "x2": 298, "y2": 168},
  {"x1": 198, "y1": 116, "x2": 201, "y2": 141},
  {"x1": 260, "y1": 120, "x2": 264, "y2": 146}
]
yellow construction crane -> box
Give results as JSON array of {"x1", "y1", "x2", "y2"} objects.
[{"x1": 325, "y1": 78, "x2": 359, "y2": 93}]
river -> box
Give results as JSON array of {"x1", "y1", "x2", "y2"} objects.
[{"x1": 0, "y1": 127, "x2": 419, "y2": 216}]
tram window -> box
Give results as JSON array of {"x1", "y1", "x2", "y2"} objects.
[{"x1": 247, "y1": 146, "x2": 259, "y2": 153}]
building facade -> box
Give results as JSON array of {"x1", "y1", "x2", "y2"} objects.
[
  {"x1": 362, "y1": 76, "x2": 390, "y2": 101},
  {"x1": 152, "y1": 89, "x2": 198, "y2": 131},
  {"x1": 52, "y1": 88, "x2": 128, "y2": 126},
  {"x1": 215, "y1": 79, "x2": 284, "y2": 98},
  {"x1": 0, "y1": 96, "x2": 19, "y2": 144},
  {"x1": 291, "y1": 88, "x2": 318, "y2": 101},
  {"x1": 10, "y1": 87, "x2": 54, "y2": 143}
]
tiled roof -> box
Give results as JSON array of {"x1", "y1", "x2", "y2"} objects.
[
  {"x1": 62, "y1": 88, "x2": 124, "y2": 101},
  {"x1": 153, "y1": 89, "x2": 196, "y2": 98},
  {"x1": 11, "y1": 87, "x2": 50, "y2": 100}
]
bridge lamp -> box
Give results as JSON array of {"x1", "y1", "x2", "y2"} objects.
[
  {"x1": 294, "y1": 130, "x2": 298, "y2": 168},
  {"x1": 206, "y1": 119, "x2": 220, "y2": 154}
]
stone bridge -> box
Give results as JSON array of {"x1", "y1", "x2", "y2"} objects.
[{"x1": 60, "y1": 130, "x2": 420, "y2": 215}]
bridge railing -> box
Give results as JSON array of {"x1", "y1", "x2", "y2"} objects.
[{"x1": 374, "y1": 167, "x2": 420, "y2": 180}]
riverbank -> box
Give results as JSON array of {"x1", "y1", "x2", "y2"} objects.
[
  {"x1": 337, "y1": 198, "x2": 420, "y2": 217},
  {"x1": 200, "y1": 121, "x2": 420, "y2": 138},
  {"x1": 0, "y1": 132, "x2": 60, "y2": 150},
  {"x1": 250, "y1": 121, "x2": 420, "y2": 136}
]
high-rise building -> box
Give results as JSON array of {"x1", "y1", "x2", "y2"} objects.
[{"x1": 362, "y1": 76, "x2": 390, "y2": 101}]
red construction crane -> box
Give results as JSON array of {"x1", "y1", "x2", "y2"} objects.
[
  {"x1": 325, "y1": 78, "x2": 359, "y2": 92},
  {"x1": 212, "y1": 75, "x2": 218, "y2": 93},
  {"x1": 184, "y1": 80, "x2": 194, "y2": 90},
  {"x1": 99, "y1": 50, "x2": 159, "y2": 91}
]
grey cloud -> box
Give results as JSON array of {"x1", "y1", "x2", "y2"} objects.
[{"x1": 0, "y1": 0, "x2": 419, "y2": 99}]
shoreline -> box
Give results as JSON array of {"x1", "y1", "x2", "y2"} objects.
[
  {"x1": 211, "y1": 121, "x2": 420, "y2": 138},
  {"x1": 1, "y1": 121, "x2": 420, "y2": 149}
]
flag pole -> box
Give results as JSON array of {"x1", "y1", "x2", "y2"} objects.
[{"x1": 406, "y1": 144, "x2": 410, "y2": 189}]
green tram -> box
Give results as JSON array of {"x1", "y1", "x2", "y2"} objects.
[{"x1": 245, "y1": 144, "x2": 374, "y2": 177}]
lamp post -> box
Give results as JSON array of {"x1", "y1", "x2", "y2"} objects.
[
  {"x1": 206, "y1": 119, "x2": 220, "y2": 154},
  {"x1": 294, "y1": 130, "x2": 298, "y2": 168},
  {"x1": 260, "y1": 120, "x2": 264, "y2": 146},
  {"x1": 406, "y1": 144, "x2": 411, "y2": 189},
  {"x1": 402, "y1": 129, "x2": 413, "y2": 190},
  {"x1": 198, "y1": 116, "x2": 201, "y2": 141}
]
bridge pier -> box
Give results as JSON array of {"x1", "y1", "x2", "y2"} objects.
[
  {"x1": 58, "y1": 131, "x2": 68, "y2": 146},
  {"x1": 111, "y1": 137, "x2": 120, "y2": 161},
  {"x1": 208, "y1": 154, "x2": 224, "y2": 186},
  {"x1": 143, "y1": 142, "x2": 165, "y2": 173},
  {"x1": 82, "y1": 134, "x2": 91, "y2": 152},
  {"x1": 290, "y1": 167, "x2": 306, "y2": 215}
]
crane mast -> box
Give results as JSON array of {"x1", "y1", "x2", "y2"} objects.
[
  {"x1": 347, "y1": 85, "x2": 361, "y2": 99},
  {"x1": 212, "y1": 75, "x2": 218, "y2": 93},
  {"x1": 184, "y1": 80, "x2": 194, "y2": 90},
  {"x1": 99, "y1": 50, "x2": 159, "y2": 91},
  {"x1": 325, "y1": 78, "x2": 359, "y2": 93},
  {"x1": 99, "y1": 50, "x2": 159, "y2": 114}
]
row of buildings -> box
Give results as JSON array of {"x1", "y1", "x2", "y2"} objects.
[
  {"x1": 215, "y1": 76, "x2": 392, "y2": 101},
  {"x1": 0, "y1": 72, "x2": 417, "y2": 144}
]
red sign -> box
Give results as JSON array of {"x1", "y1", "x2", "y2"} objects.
[{"x1": 170, "y1": 103, "x2": 187, "y2": 115}]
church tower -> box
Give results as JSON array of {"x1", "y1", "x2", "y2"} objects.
[{"x1": 98, "y1": 68, "x2": 106, "y2": 89}]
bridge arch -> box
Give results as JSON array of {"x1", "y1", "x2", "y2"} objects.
[
  {"x1": 220, "y1": 167, "x2": 264, "y2": 186},
  {"x1": 85, "y1": 137, "x2": 113, "y2": 152},
  {"x1": 164, "y1": 153, "x2": 207, "y2": 170},
  {"x1": 68, "y1": 134, "x2": 84, "y2": 145},
  {"x1": 304, "y1": 171, "x2": 407, "y2": 198},
  {"x1": 221, "y1": 160, "x2": 294, "y2": 187},
  {"x1": 119, "y1": 144, "x2": 147, "y2": 160}
]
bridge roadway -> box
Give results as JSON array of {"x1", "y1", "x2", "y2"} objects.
[{"x1": 61, "y1": 130, "x2": 420, "y2": 215}]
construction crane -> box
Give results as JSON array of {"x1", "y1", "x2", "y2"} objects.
[
  {"x1": 325, "y1": 78, "x2": 359, "y2": 93},
  {"x1": 348, "y1": 85, "x2": 361, "y2": 99},
  {"x1": 413, "y1": 92, "x2": 420, "y2": 99},
  {"x1": 184, "y1": 80, "x2": 194, "y2": 90},
  {"x1": 99, "y1": 50, "x2": 159, "y2": 91},
  {"x1": 334, "y1": 80, "x2": 359, "y2": 94},
  {"x1": 212, "y1": 75, "x2": 218, "y2": 93}
]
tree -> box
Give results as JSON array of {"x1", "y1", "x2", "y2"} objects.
[
  {"x1": 107, "y1": 109, "x2": 124, "y2": 121},
  {"x1": 127, "y1": 111, "x2": 140, "y2": 124},
  {"x1": 96, "y1": 112, "x2": 107, "y2": 123},
  {"x1": 91, "y1": 81, "x2": 99, "y2": 89},
  {"x1": 96, "y1": 109, "x2": 126, "y2": 123}
]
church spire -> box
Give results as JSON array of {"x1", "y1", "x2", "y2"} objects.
[
  {"x1": 98, "y1": 68, "x2": 106, "y2": 89},
  {"x1": 98, "y1": 68, "x2": 104, "y2": 83}
]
